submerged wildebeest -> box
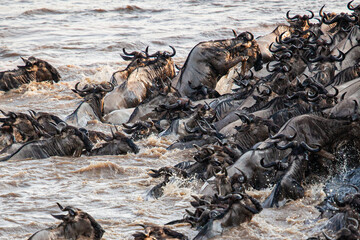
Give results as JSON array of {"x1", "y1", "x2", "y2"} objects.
[
  {"x1": 0, "y1": 56, "x2": 61, "y2": 91},
  {"x1": 87, "y1": 127, "x2": 139, "y2": 155},
  {"x1": 133, "y1": 224, "x2": 188, "y2": 240},
  {"x1": 173, "y1": 31, "x2": 263, "y2": 99},
  {"x1": 28, "y1": 202, "x2": 104, "y2": 240},
  {"x1": 0, "y1": 122, "x2": 93, "y2": 161}
]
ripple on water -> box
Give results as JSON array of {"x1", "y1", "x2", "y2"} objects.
[{"x1": 21, "y1": 8, "x2": 65, "y2": 16}]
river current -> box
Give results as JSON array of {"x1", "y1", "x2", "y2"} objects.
[{"x1": 0, "y1": 1, "x2": 352, "y2": 239}]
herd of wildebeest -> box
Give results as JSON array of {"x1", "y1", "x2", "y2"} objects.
[{"x1": 3, "y1": 1, "x2": 360, "y2": 239}]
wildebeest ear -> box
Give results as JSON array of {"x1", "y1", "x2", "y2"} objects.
[
  {"x1": 232, "y1": 29, "x2": 238, "y2": 38},
  {"x1": 20, "y1": 56, "x2": 32, "y2": 65},
  {"x1": 51, "y1": 214, "x2": 67, "y2": 220},
  {"x1": 44, "y1": 61, "x2": 61, "y2": 82}
]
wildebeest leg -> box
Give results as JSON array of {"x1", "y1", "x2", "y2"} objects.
[
  {"x1": 263, "y1": 158, "x2": 305, "y2": 208},
  {"x1": 193, "y1": 219, "x2": 223, "y2": 240},
  {"x1": 146, "y1": 181, "x2": 167, "y2": 199},
  {"x1": 73, "y1": 147, "x2": 83, "y2": 157},
  {"x1": 317, "y1": 149, "x2": 336, "y2": 161},
  {"x1": 244, "y1": 195, "x2": 263, "y2": 214},
  {"x1": 240, "y1": 56, "x2": 249, "y2": 76}
]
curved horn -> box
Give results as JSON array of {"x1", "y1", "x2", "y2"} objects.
[
  {"x1": 260, "y1": 158, "x2": 277, "y2": 168},
  {"x1": 287, "y1": 91, "x2": 307, "y2": 100},
  {"x1": 166, "y1": 45, "x2": 176, "y2": 57},
  {"x1": 193, "y1": 144, "x2": 202, "y2": 151},
  {"x1": 56, "y1": 202, "x2": 64, "y2": 211},
  {"x1": 136, "y1": 224, "x2": 147, "y2": 230},
  {"x1": 266, "y1": 62, "x2": 276, "y2": 72},
  {"x1": 0, "y1": 109, "x2": 14, "y2": 117},
  {"x1": 122, "y1": 48, "x2": 137, "y2": 56},
  {"x1": 270, "y1": 127, "x2": 297, "y2": 140},
  {"x1": 348, "y1": 0, "x2": 356, "y2": 10},
  {"x1": 74, "y1": 82, "x2": 93, "y2": 93},
  {"x1": 28, "y1": 109, "x2": 37, "y2": 119},
  {"x1": 348, "y1": 184, "x2": 360, "y2": 193},
  {"x1": 196, "y1": 120, "x2": 207, "y2": 133},
  {"x1": 245, "y1": 31, "x2": 254, "y2": 41},
  {"x1": 322, "y1": 15, "x2": 340, "y2": 24},
  {"x1": 122, "y1": 123, "x2": 137, "y2": 129},
  {"x1": 110, "y1": 127, "x2": 115, "y2": 139},
  {"x1": 269, "y1": 42, "x2": 284, "y2": 53},
  {"x1": 235, "y1": 113, "x2": 251, "y2": 125},
  {"x1": 307, "y1": 10, "x2": 314, "y2": 19},
  {"x1": 120, "y1": 55, "x2": 133, "y2": 61},
  {"x1": 99, "y1": 82, "x2": 115, "y2": 92},
  {"x1": 326, "y1": 86, "x2": 338, "y2": 98},
  {"x1": 275, "y1": 141, "x2": 296, "y2": 150},
  {"x1": 248, "y1": 69, "x2": 254, "y2": 79},
  {"x1": 322, "y1": 230, "x2": 335, "y2": 240},
  {"x1": 286, "y1": 10, "x2": 299, "y2": 20},
  {"x1": 232, "y1": 29, "x2": 238, "y2": 37},
  {"x1": 319, "y1": 5, "x2": 325, "y2": 18},
  {"x1": 329, "y1": 50, "x2": 345, "y2": 62},
  {"x1": 278, "y1": 31, "x2": 287, "y2": 44},
  {"x1": 300, "y1": 141, "x2": 321, "y2": 152},
  {"x1": 21, "y1": 56, "x2": 27, "y2": 63},
  {"x1": 348, "y1": 217, "x2": 359, "y2": 229},
  {"x1": 307, "y1": 54, "x2": 324, "y2": 63}
]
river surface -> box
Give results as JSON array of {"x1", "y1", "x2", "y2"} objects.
[{"x1": 0, "y1": 1, "x2": 352, "y2": 239}]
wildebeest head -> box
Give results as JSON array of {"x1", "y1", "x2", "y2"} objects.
[
  {"x1": 133, "y1": 224, "x2": 188, "y2": 240},
  {"x1": 106, "y1": 127, "x2": 140, "y2": 154},
  {"x1": 285, "y1": 10, "x2": 314, "y2": 32},
  {"x1": 348, "y1": 0, "x2": 360, "y2": 19},
  {"x1": 19, "y1": 56, "x2": 61, "y2": 83},
  {"x1": 110, "y1": 48, "x2": 149, "y2": 85},
  {"x1": 0, "y1": 110, "x2": 44, "y2": 143},
  {"x1": 122, "y1": 121, "x2": 157, "y2": 140},
  {"x1": 111, "y1": 46, "x2": 176, "y2": 85},
  {"x1": 53, "y1": 122, "x2": 94, "y2": 152},
  {"x1": 28, "y1": 202, "x2": 105, "y2": 240},
  {"x1": 72, "y1": 81, "x2": 114, "y2": 120},
  {"x1": 0, "y1": 125, "x2": 14, "y2": 150}
]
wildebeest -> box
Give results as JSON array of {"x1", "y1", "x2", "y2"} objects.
[
  {"x1": 192, "y1": 193, "x2": 262, "y2": 240},
  {"x1": 28, "y1": 202, "x2": 104, "y2": 240},
  {"x1": 0, "y1": 110, "x2": 46, "y2": 150},
  {"x1": 87, "y1": 127, "x2": 139, "y2": 156},
  {"x1": 0, "y1": 56, "x2": 61, "y2": 91},
  {"x1": 66, "y1": 82, "x2": 114, "y2": 127},
  {"x1": 173, "y1": 31, "x2": 263, "y2": 99},
  {"x1": 103, "y1": 46, "x2": 176, "y2": 114},
  {"x1": 133, "y1": 224, "x2": 188, "y2": 240},
  {"x1": 0, "y1": 122, "x2": 93, "y2": 161}
]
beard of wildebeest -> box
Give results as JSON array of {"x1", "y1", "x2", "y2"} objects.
[{"x1": 173, "y1": 33, "x2": 262, "y2": 99}]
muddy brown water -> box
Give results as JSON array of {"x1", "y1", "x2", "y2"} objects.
[{"x1": 0, "y1": 1, "x2": 351, "y2": 239}]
